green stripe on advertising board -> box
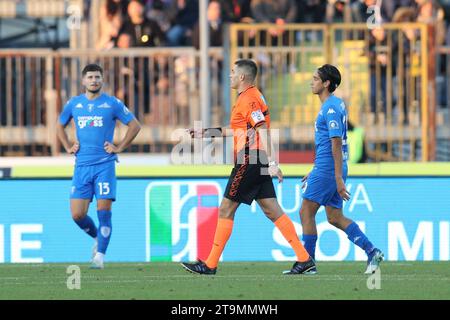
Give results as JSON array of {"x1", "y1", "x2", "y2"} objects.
[{"x1": 149, "y1": 185, "x2": 172, "y2": 261}]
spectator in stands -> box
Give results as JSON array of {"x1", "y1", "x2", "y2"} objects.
[
  {"x1": 294, "y1": 0, "x2": 326, "y2": 43},
  {"x1": 350, "y1": 0, "x2": 397, "y2": 23},
  {"x1": 191, "y1": 0, "x2": 225, "y2": 122},
  {"x1": 416, "y1": 0, "x2": 446, "y2": 45},
  {"x1": 218, "y1": 0, "x2": 255, "y2": 46},
  {"x1": 445, "y1": 14, "x2": 450, "y2": 46},
  {"x1": 394, "y1": 1, "x2": 445, "y2": 44},
  {"x1": 440, "y1": 0, "x2": 450, "y2": 28},
  {"x1": 296, "y1": 0, "x2": 327, "y2": 24},
  {"x1": 119, "y1": 0, "x2": 166, "y2": 47},
  {"x1": 145, "y1": 0, "x2": 173, "y2": 33},
  {"x1": 347, "y1": 120, "x2": 368, "y2": 163},
  {"x1": 391, "y1": 7, "x2": 417, "y2": 124},
  {"x1": 192, "y1": 0, "x2": 224, "y2": 49},
  {"x1": 325, "y1": 0, "x2": 351, "y2": 23},
  {"x1": 220, "y1": 0, "x2": 253, "y2": 23},
  {"x1": 116, "y1": 31, "x2": 132, "y2": 48},
  {"x1": 396, "y1": 0, "x2": 418, "y2": 7},
  {"x1": 417, "y1": 0, "x2": 446, "y2": 128},
  {"x1": 368, "y1": 26, "x2": 388, "y2": 122},
  {"x1": 97, "y1": 0, "x2": 129, "y2": 50},
  {"x1": 114, "y1": 33, "x2": 133, "y2": 106},
  {"x1": 166, "y1": 0, "x2": 199, "y2": 46},
  {"x1": 173, "y1": 55, "x2": 192, "y2": 126},
  {"x1": 251, "y1": 0, "x2": 297, "y2": 41},
  {"x1": 117, "y1": 1, "x2": 165, "y2": 120},
  {"x1": 250, "y1": 0, "x2": 297, "y2": 49}
]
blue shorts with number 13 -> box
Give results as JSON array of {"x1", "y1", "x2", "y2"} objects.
[{"x1": 70, "y1": 161, "x2": 116, "y2": 201}]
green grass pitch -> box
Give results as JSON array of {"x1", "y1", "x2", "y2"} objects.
[{"x1": 0, "y1": 262, "x2": 449, "y2": 300}]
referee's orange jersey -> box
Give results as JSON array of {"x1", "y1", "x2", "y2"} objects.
[{"x1": 230, "y1": 86, "x2": 270, "y2": 157}]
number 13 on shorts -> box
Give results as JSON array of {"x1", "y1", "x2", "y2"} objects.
[{"x1": 98, "y1": 182, "x2": 110, "y2": 195}]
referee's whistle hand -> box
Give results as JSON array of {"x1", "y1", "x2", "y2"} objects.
[{"x1": 269, "y1": 166, "x2": 283, "y2": 183}]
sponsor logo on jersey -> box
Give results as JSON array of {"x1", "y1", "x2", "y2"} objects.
[{"x1": 77, "y1": 116, "x2": 104, "y2": 129}]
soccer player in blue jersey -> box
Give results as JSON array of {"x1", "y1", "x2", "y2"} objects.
[
  {"x1": 299, "y1": 64, "x2": 383, "y2": 274},
  {"x1": 56, "y1": 64, "x2": 141, "y2": 269}
]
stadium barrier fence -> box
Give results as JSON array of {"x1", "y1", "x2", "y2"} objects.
[{"x1": 1, "y1": 22, "x2": 449, "y2": 161}]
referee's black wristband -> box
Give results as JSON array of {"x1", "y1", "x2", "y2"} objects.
[{"x1": 204, "y1": 127, "x2": 222, "y2": 138}]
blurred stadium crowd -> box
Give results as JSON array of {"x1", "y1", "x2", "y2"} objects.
[
  {"x1": 83, "y1": 0, "x2": 449, "y2": 49},
  {"x1": 1, "y1": 0, "x2": 450, "y2": 162}
]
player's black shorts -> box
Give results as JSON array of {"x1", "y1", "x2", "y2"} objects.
[{"x1": 224, "y1": 149, "x2": 276, "y2": 205}]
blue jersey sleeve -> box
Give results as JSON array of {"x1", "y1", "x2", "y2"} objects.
[
  {"x1": 325, "y1": 105, "x2": 343, "y2": 138},
  {"x1": 59, "y1": 98, "x2": 74, "y2": 126},
  {"x1": 113, "y1": 97, "x2": 135, "y2": 125}
]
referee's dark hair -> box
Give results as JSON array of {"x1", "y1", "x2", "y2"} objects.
[
  {"x1": 235, "y1": 59, "x2": 258, "y2": 82},
  {"x1": 82, "y1": 64, "x2": 103, "y2": 77},
  {"x1": 317, "y1": 64, "x2": 341, "y2": 93}
]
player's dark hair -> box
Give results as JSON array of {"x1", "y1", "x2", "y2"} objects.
[
  {"x1": 235, "y1": 59, "x2": 258, "y2": 82},
  {"x1": 82, "y1": 64, "x2": 103, "y2": 77},
  {"x1": 106, "y1": 0, "x2": 121, "y2": 17},
  {"x1": 317, "y1": 64, "x2": 341, "y2": 92}
]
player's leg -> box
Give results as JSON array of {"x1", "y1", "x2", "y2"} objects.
[
  {"x1": 71, "y1": 166, "x2": 98, "y2": 262},
  {"x1": 182, "y1": 159, "x2": 251, "y2": 275},
  {"x1": 325, "y1": 202, "x2": 383, "y2": 274},
  {"x1": 299, "y1": 198, "x2": 321, "y2": 260},
  {"x1": 181, "y1": 198, "x2": 240, "y2": 275},
  {"x1": 299, "y1": 171, "x2": 332, "y2": 261},
  {"x1": 70, "y1": 198, "x2": 97, "y2": 239},
  {"x1": 90, "y1": 199, "x2": 113, "y2": 269},
  {"x1": 255, "y1": 174, "x2": 315, "y2": 275},
  {"x1": 70, "y1": 166, "x2": 97, "y2": 239},
  {"x1": 205, "y1": 197, "x2": 240, "y2": 267},
  {"x1": 91, "y1": 162, "x2": 116, "y2": 269},
  {"x1": 324, "y1": 206, "x2": 352, "y2": 230},
  {"x1": 257, "y1": 197, "x2": 311, "y2": 264}
]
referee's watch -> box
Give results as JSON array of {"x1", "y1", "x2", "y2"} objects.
[{"x1": 268, "y1": 160, "x2": 278, "y2": 167}]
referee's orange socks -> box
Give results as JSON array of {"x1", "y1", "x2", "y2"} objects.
[
  {"x1": 205, "y1": 218, "x2": 234, "y2": 269},
  {"x1": 274, "y1": 214, "x2": 310, "y2": 262}
]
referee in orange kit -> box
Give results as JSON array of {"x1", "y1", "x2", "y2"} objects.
[{"x1": 181, "y1": 59, "x2": 315, "y2": 275}]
